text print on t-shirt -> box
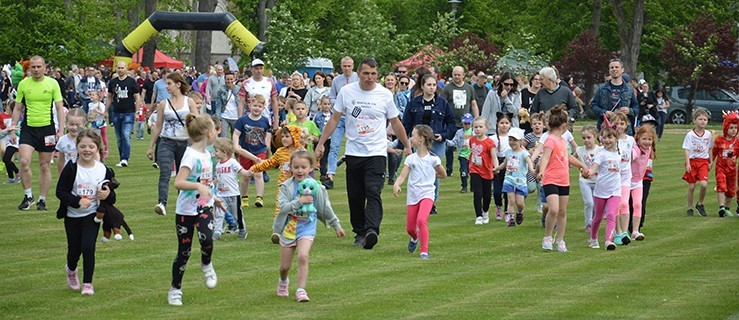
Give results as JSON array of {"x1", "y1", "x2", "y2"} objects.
[{"x1": 351, "y1": 100, "x2": 380, "y2": 136}]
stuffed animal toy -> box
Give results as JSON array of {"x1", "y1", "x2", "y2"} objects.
[
  {"x1": 518, "y1": 107, "x2": 530, "y2": 125},
  {"x1": 94, "y1": 176, "x2": 134, "y2": 242},
  {"x1": 298, "y1": 178, "x2": 321, "y2": 215}
]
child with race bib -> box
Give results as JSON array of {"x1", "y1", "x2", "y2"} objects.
[
  {"x1": 56, "y1": 108, "x2": 87, "y2": 174},
  {"x1": 586, "y1": 125, "x2": 622, "y2": 250},
  {"x1": 575, "y1": 125, "x2": 602, "y2": 233},
  {"x1": 494, "y1": 127, "x2": 534, "y2": 227},
  {"x1": 469, "y1": 117, "x2": 499, "y2": 225}
]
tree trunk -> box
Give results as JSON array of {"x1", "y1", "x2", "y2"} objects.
[
  {"x1": 194, "y1": 0, "x2": 217, "y2": 72},
  {"x1": 611, "y1": 0, "x2": 645, "y2": 78},
  {"x1": 590, "y1": 0, "x2": 601, "y2": 36},
  {"x1": 113, "y1": 0, "x2": 124, "y2": 45},
  {"x1": 142, "y1": 0, "x2": 157, "y2": 70},
  {"x1": 257, "y1": 0, "x2": 277, "y2": 41}
]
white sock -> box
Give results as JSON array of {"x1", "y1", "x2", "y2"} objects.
[
  {"x1": 24, "y1": 188, "x2": 32, "y2": 197},
  {"x1": 39, "y1": 196, "x2": 46, "y2": 201}
]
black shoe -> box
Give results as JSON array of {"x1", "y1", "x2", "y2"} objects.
[
  {"x1": 363, "y1": 230, "x2": 378, "y2": 249},
  {"x1": 718, "y1": 207, "x2": 726, "y2": 218},
  {"x1": 336, "y1": 156, "x2": 346, "y2": 167},
  {"x1": 36, "y1": 199, "x2": 47, "y2": 211},
  {"x1": 407, "y1": 237, "x2": 418, "y2": 253},
  {"x1": 621, "y1": 234, "x2": 631, "y2": 245},
  {"x1": 446, "y1": 170, "x2": 453, "y2": 177},
  {"x1": 460, "y1": 187, "x2": 467, "y2": 193},
  {"x1": 323, "y1": 179, "x2": 334, "y2": 190},
  {"x1": 430, "y1": 206, "x2": 438, "y2": 215},
  {"x1": 687, "y1": 208, "x2": 694, "y2": 217},
  {"x1": 18, "y1": 195, "x2": 35, "y2": 211},
  {"x1": 695, "y1": 204, "x2": 707, "y2": 217},
  {"x1": 387, "y1": 178, "x2": 394, "y2": 186},
  {"x1": 353, "y1": 235, "x2": 365, "y2": 247},
  {"x1": 263, "y1": 171, "x2": 270, "y2": 183}
]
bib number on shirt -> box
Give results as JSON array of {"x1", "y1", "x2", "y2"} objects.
[{"x1": 44, "y1": 135, "x2": 56, "y2": 146}]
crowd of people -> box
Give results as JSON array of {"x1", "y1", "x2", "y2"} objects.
[{"x1": 1, "y1": 54, "x2": 732, "y2": 306}]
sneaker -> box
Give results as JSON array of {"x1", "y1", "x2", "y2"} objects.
[
  {"x1": 129, "y1": 234, "x2": 135, "y2": 241},
  {"x1": 475, "y1": 216, "x2": 484, "y2": 225},
  {"x1": 387, "y1": 178, "x2": 395, "y2": 186},
  {"x1": 614, "y1": 233, "x2": 623, "y2": 245},
  {"x1": 81, "y1": 283, "x2": 94, "y2": 295},
  {"x1": 482, "y1": 211, "x2": 489, "y2": 224},
  {"x1": 241, "y1": 197, "x2": 250, "y2": 208},
  {"x1": 605, "y1": 241, "x2": 616, "y2": 250},
  {"x1": 115, "y1": 160, "x2": 127, "y2": 167},
  {"x1": 277, "y1": 279, "x2": 289, "y2": 297},
  {"x1": 718, "y1": 207, "x2": 727, "y2": 217},
  {"x1": 238, "y1": 229, "x2": 248, "y2": 240},
  {"x1": 621, "y1": 232, "x2": 631, "y2": 245},
  {"x1": 152, "y1": 162, "x2": 159, "y2": 169},
  {"x1": 4, "y1": 178, "x2": 16, "y2": 184},
  {"x1": 353, "y1": 235, "x2": 365, "y2": 247},
  {"x1": 542, "y1": 236, "x2": 554, "y2": 251},
  {"x1": 263, "y1": 171, "x2": 270, "y2": 183},
  {"x1": 363, "y1": 230, "x2": 378, "y2": 250},
  {"x1": 460, "y1": 187, "x2": 467, "y2": 193},
  {"x1": 168, "y1": 288, "x2": 183, "y2": 306},
  {"x1": 495, "y1": 207, "x2": 502, "y2": 220},
  {"x1": 408, "y1": 237, "x2": 418, "y2": 253},
  {"x1": 588, "y1": 239, "x2": 600, "y2": 249},
  {"x1": 336, "y1": 156, "x2": 346, "y2": 167},
  {"x1": 537, "y1": 202, "x2": 543, "y2": 213},
  {"x1": 36, "y1": 199, "x2": 47, "y2": 211},
  {"x1": 446, "y1": 169, "x2": 453, "y2": 177},
  {"x1": 430, "y1": 205, "x2": 437, "y2": 215},
  {"x1": 420, "y1": 252, "x2": 430, "y2": 259},
  {"x1": 632, "y1": 232, "x2": 645, "y2": 241},
  {"x1": 296, "y1": 289, "x2": 310, "y2": 302},
  {"x1": 66, "y1": 266, "x2": 80, "y2": 290},
  {"x1": 271, "y1": 233, "x2": 280, "y2": 244},
  {"x1": 226, "y1": 225, "x2": 237, "y2": 234},
  {"x1": 154, "y1": 203, "x2": 167, "y2": 216},
  {"x1": 556, "y1": 240, "x2": 568, "y2": 252},
  {"x1": 323, "y1": 179, "x2": 334, "y2": 190},
  {"x1": 100, "y1": 237, "x2": 110, "y2": 243},
  {"x1": 114, "y1": 234, "x2": 123, "y2": 241},
  {"x1": 725, "y1": 210, "x2": 734, "y2": 217},
  {"x1": 695, "y1": 204, "x2": 707, "y2": 217},
  {"x1": 18, "y1": 195, "x2": 35, "y2": 211},
  {"x1": 686, "y1": 208, "x2": 694, "y2": 216},
  {"x1": 254, "y1": 196, "x2": 264, "y2": 208},
  {"x1": 213, "y1": 231, "x2": 222, "y2": 240},
  {"x1": 507, "y1": 214, "x2": 516, "y2": 227},
  {"x1": 201, "y1": 263, "x2": 217, "y2": 289},
  {"x1": 515, "y1": 211, "x2": 524, "y2": 225}
]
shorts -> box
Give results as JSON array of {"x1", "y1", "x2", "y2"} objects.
[
  {"x1": 239, "y1": 152, "x2": 267, "y2": 170},
  {"x1": 280, "y1": 236, "x2": 314, "y2": 248},
  {"x1": 715, "y1": 166, "x2": 736, "y2": 198},
  {"x1": 682, "y1": 158, "x2": 709, "y2": 183},
  {"x1": 19, "y1": 124, "x2": 56, "y2": 153},
  {"x1": 543, "y1": 184, "x2": 570, "y2": 197},
  {"x1": 502, "y1": 182, "x2": 528, "y2": 196}
]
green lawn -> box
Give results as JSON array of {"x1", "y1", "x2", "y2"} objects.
[{"x1": 0, "y1": 129, "x2": 737, "y2": 319}]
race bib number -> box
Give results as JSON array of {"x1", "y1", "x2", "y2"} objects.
[
  {"x1": 76, "y1": 183, "x2": 96, "y2": 199},
  {"x1": 356, "y1": 122, "x2": 373, "y2": 135},
  {"x1": 44, "y1": 135, "x2": 56, "y2": 146}
]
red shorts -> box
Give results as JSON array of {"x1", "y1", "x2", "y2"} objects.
[
  {"x1": 239, "y1": 152, "x2": 267, "y2": 170},
  {"x1": 715, "y1": 166, "x2": 736, "y2": 198},
  {"x1": 682, "y1": 158, "x2": 709, "y2": 183}
]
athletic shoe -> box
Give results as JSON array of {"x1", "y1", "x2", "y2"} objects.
[
  {"x1": 695, "y1": 204, "x2": 707, "y2": 217},
  {"x1": 542, "y1": 236, "x2": 554, "y2": 251},
  {"x1": 686, "y1": 208, "x2": 694, "y2": 217},
  {"x1": 66, "y1": 266, "x2": 80, "y2": 290},
  {"x1": 168, "y1": 288, "x2": 183, "y2": 306},
  {"x1": 323, "y1": 179, "x2": 334, "y2": 190},
  {"x1": 408, "y1": 237, "x2": 418, "y2": 253},
  {"x1": 5, "y1": 178, "x2": 18, "y2": 184},
  {"x1": 201, "y1": 263, "x2": 217, "y2": 289},
  {"x1": 114, "y1": 234, "x2": 123, "y2": 241},
  {"x1": 271, "y1": 233, "x2": 280, "y2": 244},
  {"x1": 605, "y1": 241, "x2": 616, "y2": 250},
  {"x1": 430, "y1": 206, "x2": 438, "y2": 215},
  {"x1": 36, "y1": 199, "x2": 47, "y2": 211},
  {"x1": 226, "y1": 225, "x2": 237, "y2": 234},
  {"x1": 129, "y1": 234, "x2": 135, "y2": 241},
  {"x1": 241, "y1": 196, "x2": 249, "y2": 208},
  {"x1": 363, "y1": 230, "x2": 378, "y2": 250},
  {"x1": 495, "y1": 207, "x2": 502, "y2": 220},
  {"x1": 263, "y1": 171, "x2": 270, "y2": 182},
  {"x1": 621, "y1": 232, "x2": 631, "y2": 245},
  {"x1": 213, "y1": 232, "x2": 222, "y2": 240},
  {"x1": 296, "y1": 289, "x2": 310, "y2": 302},
  {"x1": 152, "y1": 162, "x2": 159, "y2": 169},
  {"x1": 537, "y1": 202, "x2": 543, "y2": 213},
  {"x1": 725, "y1": 211, "x2": 734, "y2": 217},
  {"x1": 460, "y1": 187, "x2": 468, "y2": 193},
  {"x1": 556, "y1": 240, "x2": 568, "y2": 252},
  {"x1": 81, "y1": 283, "x2": 94, "y2": 295},
  {"x1": 507, "y1": 214, "x2": 516, "y2": 227},
  {"x1": 632, "y1": 232, "x2": 645, "y2": 241},
  {"x1": 254, "y1": 196, "x2": 264, "y2": 208},
  {"x1": 115, "y1": 160, "x2": 128, "y2": 167},
  {"x1": 100, "y1": 237, "x2": 110, "y2": 243},
  {"x1": 420, "y1": 252, "x2": 430, "y2": 259},
  {"x1": 614, "y1": 233, "x2": 623, "y2": 245},
  {"x1": 475, "y1": 216, "x2": 484, "y2": 225},
  {"x1": 154, "y1": 203, "x2": 167, "y2": 216},
  {"x1": 588, "y1": 239, "x2": 600, "y2": 249},
  {"x1": 18, "y1": 195, "x2": 35, "y2": 211},
  {"x1": 515, "y1": 211, "x2": 524, "y2": 225},
  {"x1": 718, "y1": 207, "x2": 727, "y2": 217},
  {"x1": 237, "y1": 229, "x2": 248, "y2": 240},
  {"x1": 353, "y1": 235, "x2": 365, "y2": 247},
  {"x1": 387, "y1": 178, "x2": 395, "y2": 186},
  {"x1": 277, "y1": 279, "x2": 289, "y2": 297},
  {"x1": 336, "y1": 156, "x2": 346, "y2": 167},
  {"x1": 482, "y1": 211, "x2": 489, "y2": 224}
]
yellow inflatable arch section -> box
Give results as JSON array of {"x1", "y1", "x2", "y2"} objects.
[{"x1": 114, "y1": 11, "x2": 263, "y2": 67}]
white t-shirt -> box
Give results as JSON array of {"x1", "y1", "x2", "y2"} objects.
[
  {"x1": 215, "y1": 157, "x2": 244, "y2": 197},
  {"x1": 55, "y1": 134, "x2": 77, "y2": 165},
  {"x1": 221, "y1": 89, "x2": 239, "y2": 120},
  {"x1": 67, "y1": 161, "x2": 107, "y2": 218},
  {"x1": 576, "y1": 145, "x2": 602, "y2": 184},
  {"x1": 489, "y1": 133, "x2": 511, "y2": 156},
  {"x1": 175, "y1": 147, "x2": 215, "y2": 216},
  {"x1": 404, "y1": 153, "x2": 441, "y2": 205},
  {"x1": 334, "y1": 82, "x2": 399, "y2": 157},
  {"x1": 540, "y1": 131, "x2": 575, "y2": 146},
  {"x1": 593, "y1": 149, "x2": 622, "y2": 198},
  {"x1": 161, "y1": 98, "x2": 190, "y2": 140},
  {"x1": 682, "y1": 129, "x2": 712, "y2": 159},
  {"x1": 88, "y1": 101, "x2": 106, "y2": 128},
  {"x1": 243, "y1": 77, "x2": 275, "y2": 121},
  {"x1": 617, "y1": 135, "x2": 635, "y2": 186}
]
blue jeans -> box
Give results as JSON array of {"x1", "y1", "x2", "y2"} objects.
[
  {"x1": 431, "y1": 140, "x2": 446, "y2": 201},
  {"x1": 111, "y1": 112, "x2": 134, "y2": 161},
  {"x1": 82, "y1": 98, "x2": 91, "y2": 114},
  {"x1": 327, "y1": 116, "x2": 345, "y2": 175},
  {"x1": 459, "y1": 157, "x2": 469, "y2": 188},
  {"x1": 657, "y1": 112, "x2": 667, "y2": 139}
]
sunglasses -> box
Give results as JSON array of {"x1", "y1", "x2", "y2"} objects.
[
  {"x1": 398, "y1": 70, "x2": 408, "y2": 74},
  {"x1": 400, "y1": 82, "x2": 409, "y2": 85},
  {"x1": 502, "y1": 82, "x2": 515, "y2": 87}
]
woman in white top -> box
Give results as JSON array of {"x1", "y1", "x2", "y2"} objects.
[
  {"x1": 146, "y1": 73, "x2": 200, "y2": 216},
  {"x1": 303, "y1": 71, "x2": 330, "y2": 119}
]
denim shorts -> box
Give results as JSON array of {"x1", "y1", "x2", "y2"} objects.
[{"x1": 502, "y1": 183, "x2": 528, "y2": 196}]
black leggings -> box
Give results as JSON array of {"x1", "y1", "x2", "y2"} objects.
[
  {"x1": 3, "y1": 146, "x2": 19, "y2": 179},
  {"x1": 470, "y1": 173, "x2": 492, "y2": 217},
  {"x1": 65, "y1": 214, "x2": 100, "y2": 283},
  {"x1": 492, "y1": 156, "x2": 508, "y2": 209},
  {"x1": 319, "y1": 139, "x2": 331, "y2": 177},
  {"x1": 172, "y1": 208, "x2": 214, "y2": 289}
]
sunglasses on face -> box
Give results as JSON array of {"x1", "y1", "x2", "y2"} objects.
[
  {"x1": 502, "y1": 82, "x2": 515, "y2": 87},
  {"x1": 400, "y1": 82, "x2": 409, "y2": 85}
]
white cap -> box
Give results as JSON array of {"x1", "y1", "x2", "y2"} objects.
[
  {"x1": 251, "y1": 59, "x2": 265, "y2": 67},
  {"x1": 638, "y1": 79, "x2": 646, "y2": 85},
  {"x1": 508, "y1": 127, "x2": 525, "y2": 141}
]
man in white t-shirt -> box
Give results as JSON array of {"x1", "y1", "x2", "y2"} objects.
[
  {"x1": 316, "y1": 58, "x2": 411, "y2": 250},
  {"x1": 238, "y1": 59, "x2": 279, "y2": 130}
]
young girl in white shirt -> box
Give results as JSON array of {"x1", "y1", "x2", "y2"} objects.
[
  {"x1": 587, "y1": 126, "x2": 622, "y2": 250},
  {"x1": 56, "y1": 108, "x2": 87, "y2": 174},
  {"x1": 575, "y1": 125, "x2": 602, "y2": 233},
  {"x1": 86, "y1": 91, "x2": 109, "y2": 158}
]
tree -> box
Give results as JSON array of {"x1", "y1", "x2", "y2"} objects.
[
  {"x1": 257, "y1": 0, "x2": 277, "y2": 41},
  {"x1": 442, "y1": 32, "x2": 500, "y2": 74},
  {"x1": 193, "y1": 0, "x2": 217, "y2": 72},
  {"x1": 141, "y1": 0, "x2": 157, "y2": 69},
  {"x1": 262, "y1": 3, "x2": 321, "y2": 73},
  {"x1": 611, "y1": 0, "x2": 645, "y2": 78},
  {"x1": 661, "y1": 13, "x2": 738, "y2": 116},
  {"x1": 556, "y1": 31, "x2": 611, "y2": 101}
]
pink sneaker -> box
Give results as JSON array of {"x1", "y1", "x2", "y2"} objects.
[
  {"x1": 66, "y1": 266, "x2": 80, "y2": 290},
  {"x1": 495, "y1": 206, "x2": 502, "y2": 221},
  {"x1": 277, "y1": 279, "x2": 289, "y2": 297},
  {"x1": 296, "y1": 289, "x2": 310, "y2": 302},
  {"x1": 81, "y1": 283, "x2": 94, "y2": 295}
]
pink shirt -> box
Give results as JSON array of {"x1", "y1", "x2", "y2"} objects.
[
  {"x1": 630, "y1": 146, "x2": 651, "y2": 185},
  {"x1": 542, "y1": 135, "x2": 569, "y2": 186}
]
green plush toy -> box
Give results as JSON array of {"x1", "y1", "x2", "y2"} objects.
[{"x1": 298, "y1": 178, "x2": 320, "y2": 214}]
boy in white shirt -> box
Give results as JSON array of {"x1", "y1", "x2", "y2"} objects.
[
  {"x1": 213, "y1": 138, "x2": 251, "y2": 239},
  {"x1": 682, "y1": 109, "x2": 712, "y2": 216}
]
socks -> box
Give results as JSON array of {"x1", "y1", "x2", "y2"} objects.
[
  {"x1": 24, "y1": 188, "x2": 32, "y2": 197},
  {"x1": 39, "y1": 196, "x2": 46, "y2": 201}
]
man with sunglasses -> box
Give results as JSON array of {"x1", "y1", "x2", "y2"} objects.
[
  {"x1": 590, "y1": 58, "x2": 639, "y2": 133},
  {"x1": 442, "y1": 66, "x2": 480, "y2": 176}
]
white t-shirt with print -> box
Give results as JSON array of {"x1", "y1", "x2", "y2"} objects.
[
  {"x1": 176, "y1": 147, "x2": 215, "y2": 216},
  {"x1": 161, "y1": 98, "x2": 190, "y2": 140},
  {"x1": 243, "y1": 77, "x2": 275, "y2": 121},
  {"x1": 334, "y1": 82, "x2": 399, "y2": 157},
  {"x1": 404, "y1": 153, "x2": 441, "y2": 205},
  {"x1": 617, "y1": 135, "x2": 635, "y2": 186},
  {"x1": 88, "y1": 102, "x2": 106, "y2": 127},
  {"x1": 489, "y1": 133, "x2": 511, "y2": 156},
  {"x1": 56, "y1": 134, "x2": 77, "y2": 166},
  {"x1": 593, "y1": 149, "x2": 622, "y2": 198},
  {"x1": 67, "y1": 161, "x2": 107, "y2": 218},
  {"x1": 215, "y1": 157, "x2": 244, "y2": 197},
  {"x1": 682, "y1": 129, "x2": 712, "y2": 159},
  {"x1": 576, "y1": 145, "x2": 602, "y2": 184}
]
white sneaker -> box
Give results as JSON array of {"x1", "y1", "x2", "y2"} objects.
[
  {"x1": 556, "y1": 240, "x2": 568, "y2": 252},
  {"x1": 114, "y1": 234, "x2": 123, "y2": 241},
  {"x1": 100, "y1": 237, "x2": 110, "y2": 243},
  {"x1": 632, "y1": 232, "x2": 645, "y2": 241},
  {"x1": 542, "y1": 236, "x2": 553, "y2": 251},
  {"x1": 168, "y1": 288, "x2": 183, "y2": 306},
  {"x1": 482, "y1": 211, "x2": 490, "y2": 224},
  {"x1": 117, "y1": 159, "x2": 128, "y2": 167},
  {"x1": 475, "y1": 216, "x2": 484, "y2": 225},
  {"x1": 202, "y1": 263, "x2": 217, "y2": 289},
  {"x1": 129, "y1": 234, "x2": 135, "y2": 241},
  {"x1": 605, "y1": 241, "x2": 616, "y2": 250},
  {"x1": 588, "y1": 238, "x2": 600, "y2": 249},
  {"x1": 115, "y1": 161, "x2": 123, "y2": 167},
  {"x1": 154, "y1": 203, "x2": 167, "y2": 216}
]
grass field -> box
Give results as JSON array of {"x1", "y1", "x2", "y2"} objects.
[{"x1": 0, "y1": 126, "x2": 737, "y2": 319}]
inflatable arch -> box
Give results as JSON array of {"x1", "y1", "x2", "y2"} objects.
[{"x1": 114, "y1": 11, "x2": 263, "y2": 67}]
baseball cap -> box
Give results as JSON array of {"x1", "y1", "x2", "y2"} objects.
[
  {"x1": 640, "y1": 114, "x2": 657, "y2": 126},
  {"x1": 508, "y1": 127, "x2": 525, "y2": 141},
  {"x1": 251, "y1": 59, "x2": 265, "y2": 67},
  {"x1": 638, "y1": 79, "x2": 646, "y2": 85},
  {"x1": 461, "y1": 113, "x2": 473, "y2": 124}
]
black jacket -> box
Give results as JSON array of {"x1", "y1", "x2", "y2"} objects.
[{"x1": 56, "y1": 161, "x2": 117, "y2": 219}]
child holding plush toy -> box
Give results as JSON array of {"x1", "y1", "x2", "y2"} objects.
[
  {"x1": 274, "y1": 150, "x2": 344, "y2": 302},
  {"x1": 94, "y1": 175, "x2": 134, "y2": 242}
]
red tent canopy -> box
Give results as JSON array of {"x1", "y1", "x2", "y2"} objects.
[
  {"x1": 100, "y1": 49, "x2": 184, "y2": 69},
  {"x1": 396, "y1": 45, "x2": 445, "y2": 70}
]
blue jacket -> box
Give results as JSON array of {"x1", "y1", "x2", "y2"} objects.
[
  {"x1": 591, "y1": 81, "x2": 639, "y2": 130},
  {"x1": 402, "y1": 94, "x2": 456, "y2": 140}
]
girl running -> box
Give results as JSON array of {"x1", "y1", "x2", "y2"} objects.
[
  {"x1": 586, "y1": 126, "x2": 622, "y2": 250},
  {"x1": 469, "y1": 117, "x2": 499, "y2": 225}
]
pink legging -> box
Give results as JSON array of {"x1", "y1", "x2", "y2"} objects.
[
  {"x1": 592, "y1": 196, "x2": 621, "y2": 241},
  {"x1": 406, "y1": 198, "x2": 433, "y2": 254},
  {"x1": 100, "y1": 126, "x2": 109, "y2": 153},
  {"x1": 617, "y1": 185, "x2": 630, "y2": 216},
  {"x1": 630, "y1": 186, "x2": 643, "y2": 220}
]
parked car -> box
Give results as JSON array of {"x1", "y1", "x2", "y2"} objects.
[{"x1": 666, "y1": 86, "x2": 739, "y2": 124}]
